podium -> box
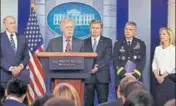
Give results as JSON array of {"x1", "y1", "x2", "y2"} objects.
[{"x1": 37, "y1": 52, "x2": 97, "y2": 103}]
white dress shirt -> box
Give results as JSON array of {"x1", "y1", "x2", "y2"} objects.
[
  {"x1": 6, "y1": 96, "x2": 19, "y2": 102},
  {"x1": 152, "y1": 45, "x2": 175, "y2": 74},
  {"x1": 6, "y1": 31, "x2": 17, "y2": 50}
]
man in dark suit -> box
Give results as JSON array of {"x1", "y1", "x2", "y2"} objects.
[
  {"x1": 84, "y1": 20, "x2": 112, "y2": 106},
  {"x1": 46, "y1": 18, "x2": 84, "y2": 52},
  {"x1": 0, "y1": 16, "x2": 30, "y2": 88},
  {"x1": 3, "y1": 78, "x2": 28, "y2": 106},
  {"x1": 113, "y1": 21, "x2": 146, "y2": 87}
]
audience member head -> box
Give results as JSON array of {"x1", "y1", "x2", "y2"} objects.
[
  {"x1": 124, "y1": 21, "x2": 137, "y2": 40},
  {"x1": 53, "y1": 83, "x2": 81, "y2": 106},
  {"x1": 44, "y1": 97, "x2": 75, "y2": 106},
  {"x1": 60, "y1": 18, "x2": 75, "y2": 38},
  {"x1": 164, "y1": 99, "x2": 176, "y2": 106},
  {"x1": 159, "y1": 27, "x2": 175, "y2": 46},
  {"x1": 32, "y1": 95, "x2": 53, "y2": 106},
  {"x1": 0, "y1": 85, "x2": 5, "y2": 105},
  {"x1": 90, "y1": 19, "x2": 103, "y2": 38},
  {"x1": 6, "y1": 78, "x2": 28, "y2": 103},
  {"x1": 3, "y1": 16, "x2": 16, "y2": 33},
  {"x1": 122, "y1": 81, "x2": 145, "y2": 103},
  {"x1": 117, "y1": 76, "x2": 136, "y2": 98},
  {"x1": 124, "y1": 90, "x2": 154, "y2": 106}
]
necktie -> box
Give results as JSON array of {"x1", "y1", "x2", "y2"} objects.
[
  {"x1": 65, "y1": 39, "x2": 71, "y2": 52},
  {"x1": 93, "y1": 38, "x2": 97, "y2": 52},
  {"x1": 128, "y1": 41, "x2": 131, "y2": 46},
  {"x1": 10, "y1": 34, "x2": 16, "y2": 51}
]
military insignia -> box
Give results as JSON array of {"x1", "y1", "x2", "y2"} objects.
[
  {"x1": 122, "y1": 56, "x2": 126, "y2": 60},
  {"x1": 119, "y1": 46, "x2": 125, "y2": 52},
  {"x1": 138, "y1": 56, "x2": 140, "y2": 59},
  {"x1": 134, "y1": 42, "x2": 140, "y2": 49},
  {"x1": 133, "y1": 55, "x2": 137, "y2": 59},
  {"x1": 116, "y1": 66, "x2": 119, "y2": 70}
]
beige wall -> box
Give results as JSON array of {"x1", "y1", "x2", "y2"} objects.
[
  {"x1": 1, "y1": 0, "x2": 18, "y2": 32},
  {"x1": 168, "y1": 0, "x2": 175, "y2": 37}
]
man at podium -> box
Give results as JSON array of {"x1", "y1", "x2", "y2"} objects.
[
  {"x1": 84, "y1": 20, "x2": 112, "y2": 106},
  {"x1": 113, "y1": 21, "x2": 146, "y2": 87},
  {"x1": 46, "y1": 18, "x2": 84, "y2": 52},
  {"x1": 45, "y1": 18, "x2": 85, "y2": 105}
]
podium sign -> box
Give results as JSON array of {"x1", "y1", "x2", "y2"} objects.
[{"x1": 49, "y1": 57, "x2": 84, "y2": 70}]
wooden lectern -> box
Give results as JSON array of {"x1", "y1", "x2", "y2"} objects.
[{"x1": 37, "y1": 52, "x2": 97, "y2": 104}]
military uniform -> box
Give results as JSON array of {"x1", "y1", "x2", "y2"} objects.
[{"x1": 113, "y1": 37, "x2": 146, "y2": 86}]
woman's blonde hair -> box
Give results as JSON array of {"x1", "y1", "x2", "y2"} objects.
[
  {"x1": 159, "y1": 27, "x2": 175, "y2": 45},
  {"x1": 52, "y1": 83, "x2": 81, "y2": 106}
]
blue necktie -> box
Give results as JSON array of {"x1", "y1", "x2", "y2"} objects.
[
  {"x1": 10, "y1": 34, "x2": 16, "y2": 51},
  {"x1": 93, "y1": 38, "x2": 97, "y2": 52}
]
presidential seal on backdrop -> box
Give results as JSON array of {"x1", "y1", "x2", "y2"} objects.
[{"x1": 47, "y1": 2, "x2": 101, "y2": 39}]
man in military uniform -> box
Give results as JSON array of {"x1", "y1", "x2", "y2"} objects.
[{"x1": 113, "y1": 21, "x2": 146, "y2": 87}]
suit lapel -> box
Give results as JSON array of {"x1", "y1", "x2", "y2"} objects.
[
  {"x1": 16, "y1": 35, "x2": 21, "y2": 54},
  {"x1": 88, "y1": 37, "x2": 94, "y2": 52},
  {"x1": 96, "y1": 36, "x2": 103, "y2": 53},
  {"x1": 3, "y1": 32, "x2": 16, "y2": 54},
  {"x1": 72, "y1": 37, "x2": 76, "y2": 52},
  {"x1": 131, "y1": 37, "x2": 137, "y2": 48},
  {"x1": 60, "y1": 36, "x2": 63, "y2": 51}
]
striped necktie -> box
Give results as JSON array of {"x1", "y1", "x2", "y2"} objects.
[
  {"x1": 65, "y1": 39, "x2": 71, "y2": 52},
  {"x1": 10, "y1": 34, "x2": 16, "y2": 51}
]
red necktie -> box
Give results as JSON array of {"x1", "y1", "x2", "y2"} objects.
[{"x1": 65, "y1": 39, "x2": 71, "y2": 52}]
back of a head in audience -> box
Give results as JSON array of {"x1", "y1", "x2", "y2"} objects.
[
  {"x1": 118, "y1": 76, "x2": 136, "y2": 98},
  {"x1": 124, "y1": 90, "x2": 154, "y2": 106},
  {"x1": 44, "y1": 97, "x2": 75, "y2": 106},
  {"x1": 32, "y1": 95, "x2": 53, "y2": 106},
  {"x1": 0, "y1": 85, "x2": 5, "y2": 105},
  {"x1": 122, "y1": 81, "x2": 145, "y2": 103},
  {"x1": 164, "y1": 99, "x2": 176, "y2": 106},
  {"x1": 52, "y1": 83, "x2": 81, "y2": 106},
  {"x1": 6, "y1": 78, "x2": 28, "y2": 102}
]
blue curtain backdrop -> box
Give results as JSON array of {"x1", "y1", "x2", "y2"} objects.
[
  {"x1": 116, "y1": 0, "x2": 128, "y2": 40},
  {"x1": 18, "y1": 0, "x2": 30, "y2": 36}
]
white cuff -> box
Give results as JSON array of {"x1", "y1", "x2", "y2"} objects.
[
  {"x1": 19, "y1": 63, "x2": 24, "y2": 69},
  {"x1": 9, "y1": 66, "x2": 13, "y2": 71}
]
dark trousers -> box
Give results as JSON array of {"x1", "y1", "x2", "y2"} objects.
[
  {"x1": 84, "y1": 83, "x2": 109, "y2": 106},
  {"x1": 155, "y1": 77, "x2": 175, "y2": 106}
]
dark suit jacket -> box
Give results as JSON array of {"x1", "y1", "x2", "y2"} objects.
[
  {"x1": 46, "y1": 36, "x2": 84, "y2": 52},
  {"x1": 3, "y1": 100, "x2": 27, "y2": 106},
  {"x1": 98, "y1": 99, "x2": 123, "y2": 106},
  {"x1": 0, "y1": 32, "x2": 30, "y2": 86},
  {"x1": 113, "y1": 37, "x2": 146, "y2": 86},
  {"x1": 84, "y1": 36, "x2": 112, "y2": 83}
]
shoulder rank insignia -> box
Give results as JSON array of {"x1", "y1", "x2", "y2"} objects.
[{"x1": 134, "y1": 42, "x2": 140, "y2": 49}]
